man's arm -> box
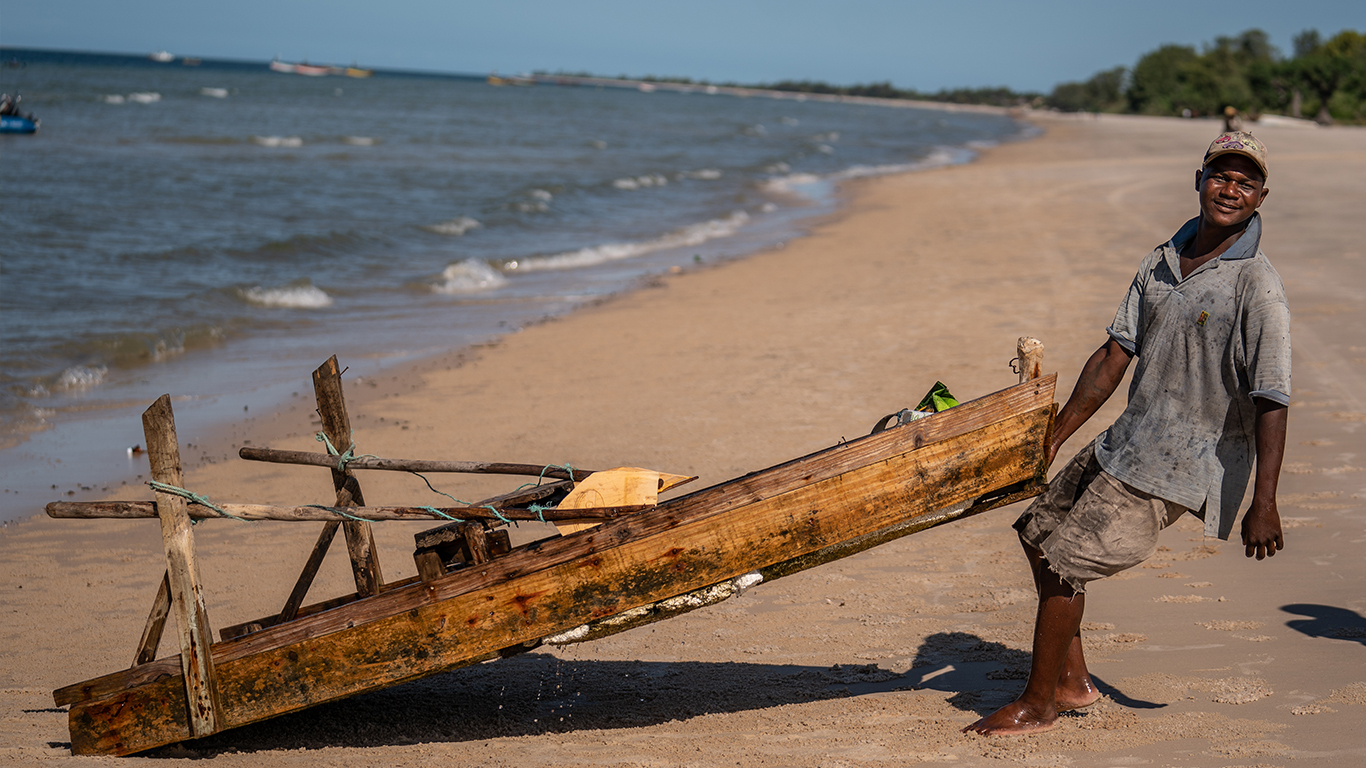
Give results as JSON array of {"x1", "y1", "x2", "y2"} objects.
[
  {"x1": 1242, "y1": 399, "x2": 1287, "y2": 560},
  {"x1": 1048, "y1": 338, "x2": 1134, "y2": 465}
]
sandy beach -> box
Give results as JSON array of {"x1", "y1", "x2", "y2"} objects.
[{"x1": 4, "y1": 112, "x2": 1366, "y2": 766}]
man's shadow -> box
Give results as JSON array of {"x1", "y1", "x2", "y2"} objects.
[
  {"x1": 1283, "y1": 603, "x2": 1366, "y2": 645},
  {"x1": 906, "y1": 631, "x2": 1164, "y2": 715}
]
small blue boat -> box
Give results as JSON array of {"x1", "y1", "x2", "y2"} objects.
[{"x1": 0, "y1": 114, "x2": 38, "y2": 134}]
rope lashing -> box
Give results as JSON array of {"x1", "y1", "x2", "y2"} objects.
[
  {"x1": 148, "y1": 480, "x2": 250, "y2": 522},
  {"x1": 421, "y1": 506, "x2": 464, "y2": 522},
  {"x1": 303, "y1": 504, "x2": 372, "y2": 522},
  {"x1": 314, "y1": 431, "x2": 378, "y2": 472}
]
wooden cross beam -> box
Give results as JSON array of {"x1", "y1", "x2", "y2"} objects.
[{"x1": 141, "y1": 395, "x2": 221, "y2": 737}]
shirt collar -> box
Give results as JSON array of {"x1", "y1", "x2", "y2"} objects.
[{"x1": 1169, "y1": 212, "x2": 1262, "y2": 261}]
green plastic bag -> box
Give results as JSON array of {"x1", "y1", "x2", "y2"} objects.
[{"x1": 915, "y1": 381, "x2": 959, "y2": 413}]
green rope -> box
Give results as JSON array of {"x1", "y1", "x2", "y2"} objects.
[
  {"x1": 148, "y1": 481, "x2": 250, "y2": 522},
  {"x1": 417, "y1": 502, "x2": 461, "y2": 519},
  {"x1": 314, "y1": 431, "x2": 378, "y2": 472},
  {"x1": 304, "y1": 503, "x2": 371, "y2": 522},
  {"x1": 409, "y1": 471, "x2": 512, "y2": 525}
]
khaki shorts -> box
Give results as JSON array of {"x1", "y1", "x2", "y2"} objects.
[{"x1": 1014, "y1": 440, "x2": 1190, "y2": 593}]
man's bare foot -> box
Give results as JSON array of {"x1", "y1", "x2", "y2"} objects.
[
  {"x1": 1056, "y1": 674, "x2": 1101, "y2": 712},
  {"x1": 962, "y1": 699, "x2": 1057, "y2": 736}
]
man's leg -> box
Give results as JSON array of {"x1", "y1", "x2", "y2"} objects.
[
  {"x1": 962, "y1": 540, "x2": 1088, "y2": 735},
  {"x1": 1022, "y1": 539, "x2": 1098, "y2": 711}
]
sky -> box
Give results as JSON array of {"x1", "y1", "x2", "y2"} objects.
[{"x1": 2, "y1": 1, "x2": 1361, "y2": 92}]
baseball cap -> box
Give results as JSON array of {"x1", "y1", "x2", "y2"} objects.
[{"x1": 1203, "y1": 131, "x2": 1269, "y2": 180}]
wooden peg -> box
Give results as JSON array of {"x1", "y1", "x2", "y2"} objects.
[{"x1": 1017, "y1": 337, "x2": 1044, "y2": 383}]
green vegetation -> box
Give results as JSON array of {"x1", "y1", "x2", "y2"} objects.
[
  {"x1": 1051, "y1": 28, "x2": 1366, "y2": 124},
  {"x1": 539, "y1": 28, "x2": 1366, "y2": 123}
]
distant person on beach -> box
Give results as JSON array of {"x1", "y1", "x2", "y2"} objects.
[
  {"x1": 964, "y1": 131, "x2": 1289, "y2": 736},
  {"x1": 1224, "y1": 105, "x2": 1244, "y2": 132}
]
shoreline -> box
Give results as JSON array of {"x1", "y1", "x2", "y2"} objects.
[
  {"x1": 0, "y1": 121, "x2": 1028, "y2": 526},
  {"x1": 6, "y1": 113, "x2": 1366, "y2": 766}
]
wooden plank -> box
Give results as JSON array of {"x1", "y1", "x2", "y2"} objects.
[
  {"x1": 238, "y1": 446, "x2": 598, "y2": 481},
  {"x1": 65, "y1": 389, "x2": 1050, "y2": 755},
  {"x1": 554, "y1": 467, "x2": 682, "y2": 536},
  {"x1": 58, "y1": 377, "x2": 1053, "y2": 711},
  {"x1": 313, "y1": 356, "x2": 383, "y2": 597},
  {"x1": 46, "y1": 500, "x2": 655, "y2": 522},
  {"x1": 133, "y1": 571, "x2": 171, "y2": 666},
  {"x1": 142, "y1": 395, "x2": 221, "y2": 738},
  {"x1": 277, "y1": 521, "x2": 340, "y2": 627}
]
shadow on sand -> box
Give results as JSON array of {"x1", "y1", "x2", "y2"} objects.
[
  {"x1": 147, "y1": 655, "x2": 873, "y2": 757},
  {"x1": 902, "y1": 631, "x2": 1165, "y2": 716},
  {"x1": 145, "y1": 630, "x2": 1168, "y2": 756},
  {"x1": 1282, "y1": 603, "x2": 1366, "y2": 645}
]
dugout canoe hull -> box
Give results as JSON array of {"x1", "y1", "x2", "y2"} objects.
[{"x1": 56, "y1": 374, "x2": 1055, "y2": 755}]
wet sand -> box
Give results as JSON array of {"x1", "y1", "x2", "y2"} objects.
[{"x1": 4, "y1": 112, "x2": 1366, "y2": 766}]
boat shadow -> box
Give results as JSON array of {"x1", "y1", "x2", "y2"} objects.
[
  {"x1": 148, "y1": 653, "x2": 884, "y2": 756},
  {"x1": 150, "y1": 630, "x2": 1166, "y2": 756}
]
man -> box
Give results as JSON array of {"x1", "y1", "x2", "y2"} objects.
[{"x1": 964, "y1": 131, "x2": 1290, "y2": 736}]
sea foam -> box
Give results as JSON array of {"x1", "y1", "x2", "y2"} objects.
[
  {"x1": 613, "y1": 174, "x2": 668, "y2": 190},
  {"x1": 127, "y1": 92, "x2": 162, "y2": 104},
  {"x1": 506, "y1": 211, "x2": 750, "y2": 273},
  {"x1": 252, "y1": 135, "x2": 304, "y2": 148},
  {"x1": 241, "y1": 284, "x2": 333, "y2": 308},
  {"x1": 432, "y1": 259, "x2": 507, "y2": 294},
  {"x1": 199, "y1": 88, "x2": 229, "y2": 99},
  {"x1": 56, "y1": 365, "x2": 108, "y2": 390},
  {"x1": 423, "y1": 216, "x2": 482, "y2": 236}
]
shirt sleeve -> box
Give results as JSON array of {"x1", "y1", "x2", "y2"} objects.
[
  {"x1": 1243, "y1": 273, "x2": 1292, "y2": 406},
  {"x1": 1106, "y1": 262, "x2": 1148, "y2": 356}
]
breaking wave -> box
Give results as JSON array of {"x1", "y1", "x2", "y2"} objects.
[
  {"x1": 251, "y1": 135, "x2": 304, "y2": 148},
  {"x1": 423, "y1": 216, "x2": 482, "y2": 236},
  {"x1": 612, "y1": 174, "x2": 668, "y2": 190},
  {"x1": 505, "y1": 211, "x2": 750, "y2": 273},
  {"x1": 432, "y1": 259, "x2": 507, "y2": 294},
  {"x1": 55, "y1": 365, "x2": 108, "y2": 390},
  {"x1": 240, "y1": 283, "x2": 333, "y2": 308}
]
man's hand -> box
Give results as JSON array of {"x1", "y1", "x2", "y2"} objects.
[{"x1": 1241, "y1": 497, "x2": 1283, "y2": 560}]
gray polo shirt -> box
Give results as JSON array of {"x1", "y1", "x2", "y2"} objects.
[{"x1": 1095, "y1": 213, "x2": 1291, "y2": 540}]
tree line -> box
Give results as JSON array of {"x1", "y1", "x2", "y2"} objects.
[
  {"x1": 1049, "y1": 28, "x2": 1366, "y2": 124},
  {"x1": 550, "y1": 27, "x2": 1364, "y2": 124}
]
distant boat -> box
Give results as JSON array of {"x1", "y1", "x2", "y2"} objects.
[
  {"x1": 149, "y1": 50, "x2": 174, "y2": 63},
  {"x1": 1, "y1": 115, "x2": 38, "y2": 134},
  {"x1": 270, "y1": 58, "x2": 370, "y2": 78},
  {"x1": 1, "y1": 93, "x2": 37, "y2": 133},
  {"x1": 487, "y1": 72, "x2": 533, "y2": 87}
]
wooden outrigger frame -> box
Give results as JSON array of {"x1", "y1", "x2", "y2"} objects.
[{"x1": 48, "y1": 342, "x2": 1055, "y2": 756}]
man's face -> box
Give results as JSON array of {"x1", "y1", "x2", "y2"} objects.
[{"x1": 1196, "y1": 155, "x2": 1269, "y2": 229}]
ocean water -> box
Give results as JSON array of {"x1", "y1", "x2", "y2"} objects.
[{"x1": 0, "y1": 50, "x2": 1024, "y2": 521}]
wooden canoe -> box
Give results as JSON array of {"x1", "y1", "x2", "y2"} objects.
[{"x1": 53, "y1": 374, "x2": 1055, "y2": 755}]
